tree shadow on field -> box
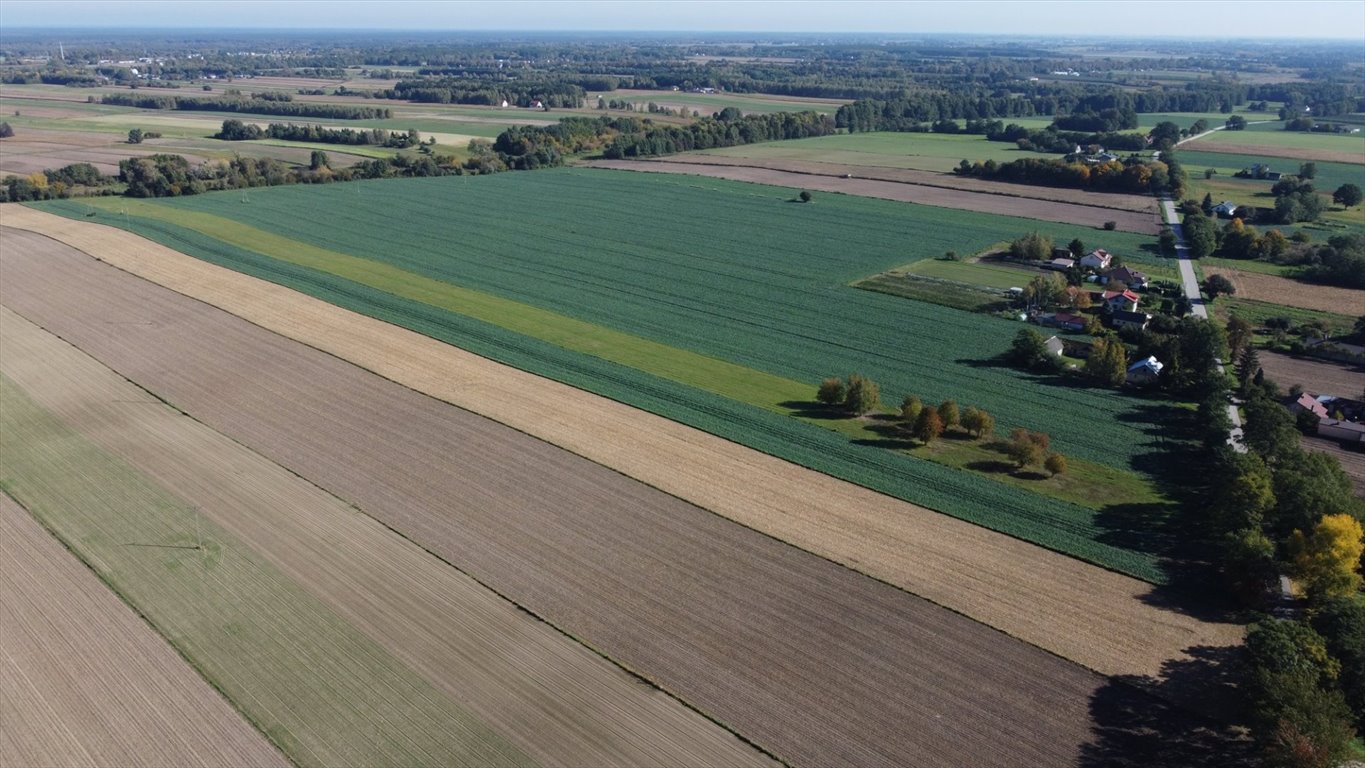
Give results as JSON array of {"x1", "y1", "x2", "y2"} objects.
[
  {"x1": 851, "y1": 415, "x2": 918, "y2": 451},
  {"x1": 1081, "y1": 645, "x2": 1255, "y2": 768},
  {"x1": 779, "y1": 399, "x2": 850, "y2": 422}
]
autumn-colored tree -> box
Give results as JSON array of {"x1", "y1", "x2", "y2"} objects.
[
  {"x1": 1007, "y1": 428, "x2": 1050, "y2": 468},
  {"x1": 1044, "y1": 453, "x2": 1068, "y2": 476},
  {"x1": 936, "y1": 399, "x2": 960, "y2": 429},
  {"x1": 816, "y1": 377, "x2": 846, "y2": 407},
  {"x1": 912, "y1": 407, "x2": 944, "y2": 445},
  {"x1": 899, "y1": 395, "x2": 922, "y2": 424},
  {"x1": 1290, "y1": 514, "x2": 1365, "y2": 602},
  {"x1": 1085, "y1": 335, "x2": 1128, "y2": 388},
  {"x1": 960, "y1": 406, "x2": 994, "y2": 439},
  {"x1": 843, "y1": 374, "x2": 881, "y2": 416}
]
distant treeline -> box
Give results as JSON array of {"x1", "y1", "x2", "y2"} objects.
[
  {"x1": 381, "y1": 78, "x2": 584, "y2": 108},
  {"x1": 483, "y1": 110, "x2": 835, "y2": 170},
  {"x1": 215, "y1": 119, "x2": 422, "y2": 147},
  {"x1": 1, "y1": 69, "x2": 104, "y2": 86},
  {"x1": 117, "y1": 153, "x2": 458, "y2": 197},
  {"x1": 954, "y1": 156, "x2": 1166, "y2": 194},
  {"x1": 101, "y1": 93, "x2": 390, "y2": 120}
]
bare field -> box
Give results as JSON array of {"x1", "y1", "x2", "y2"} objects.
[
  {"x1": 1185, "y1": 141, "x2": 1365, "y2": 165},
  {"x1": 0, "y1": 303, "x2": 771, "y2": 768},
  {"x1": 0, "y1": 131, "x2": 212, "y2": 176},
  {"x1": 1203, "y1": 265, "x2": 1365, "y2": 316},
  {"x1": 1, "y1": 224, "x2": 1138, "y2": 767},
  {"x1": 1257, "y1": 351, "x2": 1365, "y2": 398},
  {"x1": 583, "y1": 158, "x2": 1162, "y2": 233},
  {"x1": 2, "y1": 208, "x2": 1244, "y2": 687},
  {"x1": 0, "y1": 493, "x2": 287, "y2": 768},
  {"x1": 625, "y1": 152, "x2": 1159, "y2": 213}
]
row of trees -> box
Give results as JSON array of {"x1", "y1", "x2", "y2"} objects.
[
  {"x1": 955, "y1": 156, "x2": 1166, "y2": 194},
  {"x1": 100, "y1": 92, "x2": 390, "y2": 120},
  {"x1": 382, "y1": 77, "x2": 585, "y2": 108},
  {"x1": 214, "y1": 119, "x2": 423, "y2": 148},
  {"x1": 114, "y1": 151, "x2": 464, "y2": 198}
]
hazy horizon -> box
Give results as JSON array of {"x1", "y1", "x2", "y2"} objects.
[{"x1": 2, "y1": 0, "x2": 1364, "y2": 41}]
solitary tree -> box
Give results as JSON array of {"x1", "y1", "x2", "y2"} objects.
[
  {"x1": 127, "y1": 127, "x2": 144, "y2": 144},
  {"x1": 1205, "y1": 273, "x2": 1236, "y2": 299},
  {"x1": 843, "y1": 374, "x2": 880, "y2": 416},
  {"x1": 936, "y1": 399, "x2": 960, "y2": 429},
  {"x1": 1068, "y1": 238, "x2": 1085, "y2": 257},
  {"x1": 816, "y1": 377, "x2": 846, "y2": 407},
  {"x1": 912, "y1": 407, "x2": 943, "y2": 445},
  {"x1": 798, "y1": 190, "x2": 812, "y2": 203},
  {"x1": 1333, "y1": 183, "x2": 1363, "y2": 208},
  {"x1": 1044, "y1": 453, "x2": 1068, "y2": 476},
  {"x1": 0, "y1": 122, "x2": 13, "y2": 138},
  {"x1": 1299, "y1": 162, "x2": 1318, "y2": 180}
]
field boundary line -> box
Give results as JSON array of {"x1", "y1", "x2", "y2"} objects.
[{"x1": 2, "y1": 206, "x2": 1244, "y2": 688}]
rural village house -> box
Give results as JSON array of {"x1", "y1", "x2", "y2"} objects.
[
  {"x1": 1110, "y1": 310, "x2": 1152, "y2": 330},
  {"x1": 1044, "y1": 335, "x2": 1065, "y2": 357},
  {"x1": 1213, "y1": 201, "x2": 1239, "y2": 218},
  {"x1": 1079, "y1": 249, "x2": 1113, "y2": 270},
  {"x1": 1100, "y1": 289, "x2": 1141, "y2": 313},
  {"x1": 1102, "y1": 266, "x2": 1149, "y2": 290},
  {"x1": 1126, "y1": 356, "x2": 1163, "y2": 385},
  {"x1": 1290, "y1": 392, "x2": 1331, "y2": 420}
]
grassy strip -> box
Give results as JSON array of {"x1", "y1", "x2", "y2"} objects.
[{"x1": 0, "y1": 373, "x2": 534, "y2": 768}]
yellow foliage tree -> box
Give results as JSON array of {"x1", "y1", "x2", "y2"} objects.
[
  {"x1": 1290, "y1": 514, "x2": 1364, "y2": 600},
  {"x1": 26, "y1": 170, "x2": 48, "y2": 189}
]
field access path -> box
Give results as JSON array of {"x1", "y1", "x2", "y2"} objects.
[{"x1": 1, "y1": 224, "x2": 1154, "y2": 767}]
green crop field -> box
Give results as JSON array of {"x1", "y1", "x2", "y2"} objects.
[
  {"x1": 1179, "y1": 149, "x2": 1365, "y2": 196},
  {"x1": 44, "y1": 169, "x2": 1179, "y2": 581},
  {"x1": 0, "y1": 375, "x2": 531, "y2": 768},
  {"x1": 694, "y1": 130, "x2": 1063, "y2": 173}
]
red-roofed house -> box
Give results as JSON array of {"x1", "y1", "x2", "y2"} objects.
[
  {"x1": 1101, "y1": 289, "x2": 1141, "y2": 312},
  {"x1": 1080, "y1": 249, "x2": 1113, "y2": 270},
  {"x1": 1290, "y1": 392, "x2": 1330, "y2": 420}
]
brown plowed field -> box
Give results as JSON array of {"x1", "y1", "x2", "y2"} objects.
[
  {"x1": 583, "y1": 158, "x2": 1163, "y2": 234},
  {"x1": 1188, "y1": 141, "x2": 1364, "y2": 165},
  {"x1": 2, "y1": 224, "x2": 1132, "y2": 767},
  {"x1": 1257, "y1": 350, "x2": 1365, "y2": 398},
  {"x1": 618, "y1": 152, "x2": 1160, "y2": 213},
  {"x1": 0, "y1": 493, "x2": 287, "y2": 768},
  {"x1": 1, "y1": 207, "x2": 1244, "y2": 689},
  {"x1": 0, "y1": 305, "x2": 771, "y2": 768},
  {"x1": 1203, "y1": 265, "x2": 1365, "y2": 315}
]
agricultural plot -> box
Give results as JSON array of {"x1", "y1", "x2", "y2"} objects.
[
  {"x1": 0, "y1": 228, "x2": 1147, "y2": 768},
  {"x1": 1255, "y1": 351, "x2": 1365, "y2": 400},
  {"x1": 0, "y1": 492, "x2": 287, "y2": 768},
  {"x1": 1202, "y1": 264, "x2": 1365, "y2": 315},
  {"x1": 694, "y1": 130, "x2": 1062, "y2": 173},
  {"x1": 0, "y1": 298, "x2": 772, "y2": 768},
  {"x1": 601, "y1": 88, "x2": 848, "y2": 115},
  {"x1": 40, "y1": 170, "x2": 1180, "y2": 579},
  {"x1": 1186, "y1": 125, "x2": 1365, "y2": 165},
  {"x1": 1, "y1": 209, "x2": 1246, "y2": 690},
  {"x1": 1178, "y1": 150, "x2": 1365, "y2": 195}
]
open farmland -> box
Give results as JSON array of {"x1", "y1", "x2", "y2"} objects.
[
  {"x1": 3, "y1": 208, "x2": 1246, "y2": 689},
  {"x1": 692, "y1": 130, "x2": 1063, "y2": 173},
  {"x1": 40, "y1": 170, "x2": 1182, "y2": 580},
  {"x1": 1202, "y1": 264, "x2": 1365, "y2": 315},
  {"x1": 0, "y1": 228, "x2": 1222, "y2": 768},
  {"x1": 1176, "y1": 150, "x2": 1365, "y2": 197},
  {"x1": 0, "y1": 492, "x2": 287, "y2": 768},
  {"x1": 0, "y1": 299, "x2": 773, "y2": 768},
  {"x1": 587, "y1": 158, "x2": 1161, "y2": 232},
  {"x1": 1255, "y1": 350, "x2": 1365, "y2": 399},
  {"x1": 1184, "y1": 126, "x2": 1365, "y2": 165}
]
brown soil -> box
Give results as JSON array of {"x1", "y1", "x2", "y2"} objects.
[
  {"x1": 1204, "y1": 265, "x2": 1365, "y2": 315},
  {"x1": 1191, "y1": 142, "x2": 1365, "y2": 165},
  {"x1": 1, "y1": 223, "x2": 1151, "y2": 768},
  {"x1": 1257, "y1": 351, "x2": 1365, "y2": 398},
  {"x1": 583, "y1": 158, "x2": 1163, "y2": 234},
  {"x1": 635, "y1": 153, "x2": 1160, "y2": 213},
  {"x1": 0, "y1": 493, "x2": 288, "y2": 768},
  {"x1": 0, "y1": 304, "x2": 771, "y2": 768}
]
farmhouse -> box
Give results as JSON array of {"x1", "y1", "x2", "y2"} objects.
[
  {"x1": 1037, "y1": 312, "x2": 1087, "y2": 332},
  {"x1": 1290, "y1": 392, "x2": 1330, "y2": 420},
  {"x1": 1102, "y1": 266, "x2": 1149, "y2": 290},
  {"x1": 1126, "y1": 356, "x2": 1163, "y2": 386},
  {"x1": 1212, "y1": 201, "x2": 1239, "y2": 218},
  {"x1": 1044, "y1": 335, "x2": 1065, "y2": 357},
  {"x1": 1110, "y1": 310, "x2": 1152, "y2": 330},
  {"x1": 1047, "y1": 257, "x2": 1076, "y2": 271},
  {"x1": 1079, "y1": 249, "x2": 1113, "y2": 270},
  {"x1": 1101, "y1": 289, "x2": 1141, "y2": 313}
]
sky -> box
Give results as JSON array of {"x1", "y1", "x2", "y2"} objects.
[{"x1": 2, "y1": 0, "x2": 1364, "y2": 40}]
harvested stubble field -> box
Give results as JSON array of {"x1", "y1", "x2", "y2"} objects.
[
  {"x1": 0, "y1": 301, "x2": 769, "y2": 768},
  {"x1": 1, "y1": 210, "x2": 1245, "y2": 694},
  {"x1": 1255, "y1": 350, "x2": 1365, "y2": 399},
  {"x1": 1202, "y1": 265, "x2": 1365, "y2": 316},
  {"x1": 39, "y1": 171, "x2": 1180, "y2": 581},
  {"x1": 612, "y1": 152, "x2": 1159, "y2": 212},
  {"x1": 0, "y1": 223, "x2": 1179, "y2": 768},
  {"x1": 1183, "y1": 135, "x2": 1365, "y2": 166},
  {"x1": 0, "y1": 493, "x2": 287, "y2": 768},
  {"x1": 585, "y1": 158, "x2": 1161, "y2": 233}
]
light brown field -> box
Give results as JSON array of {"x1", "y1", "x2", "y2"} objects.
[
  {"x1": 3, "y1": 206, "x2": 1243, "y2": 689},
  {"x1": 1257, "y1": 350, "x2": 1365, "y2": 399},
  {"x1": 0, "y1": 302, "x2": 772, "y2": 768},
  {"x1": 621, "y1": 152, "x2": 1160, "y2": 213},
  {"x1": 0, "y1": 493, "x2": 288, "y2": 768},
  {"x1": 1, "y1": 222, "x2": 1151, "y2": 768},
  {"x1": 583, "y1": 158, "x2": 1163, "y2": 233},
  {"x1": 1203, "y1": 265, "x2": 1365, "y2": 315},
  {"x1": 1187, "y1": 141, "x2": 1365, "y2": 165}
]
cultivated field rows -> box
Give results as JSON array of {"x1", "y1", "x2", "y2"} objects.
[
  {"x1": 0, "y1": 304, "x2": 773, "y2": 768},
  {"x1": 0, "y1": 493, "x2": 288, "y2": 768},
  {"x1": 1, "y1": 223, "x2": 1129, "y2": 767},
  {"x1": 1202, "y1": 265, "x2": 1365, "y2": 316},
  {"x1": 585, "y1": 158, "x2": 1163, "y2": 234},
  {"x1": 2, "y1": 207, "x2": 1245, "y2": 684}
]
